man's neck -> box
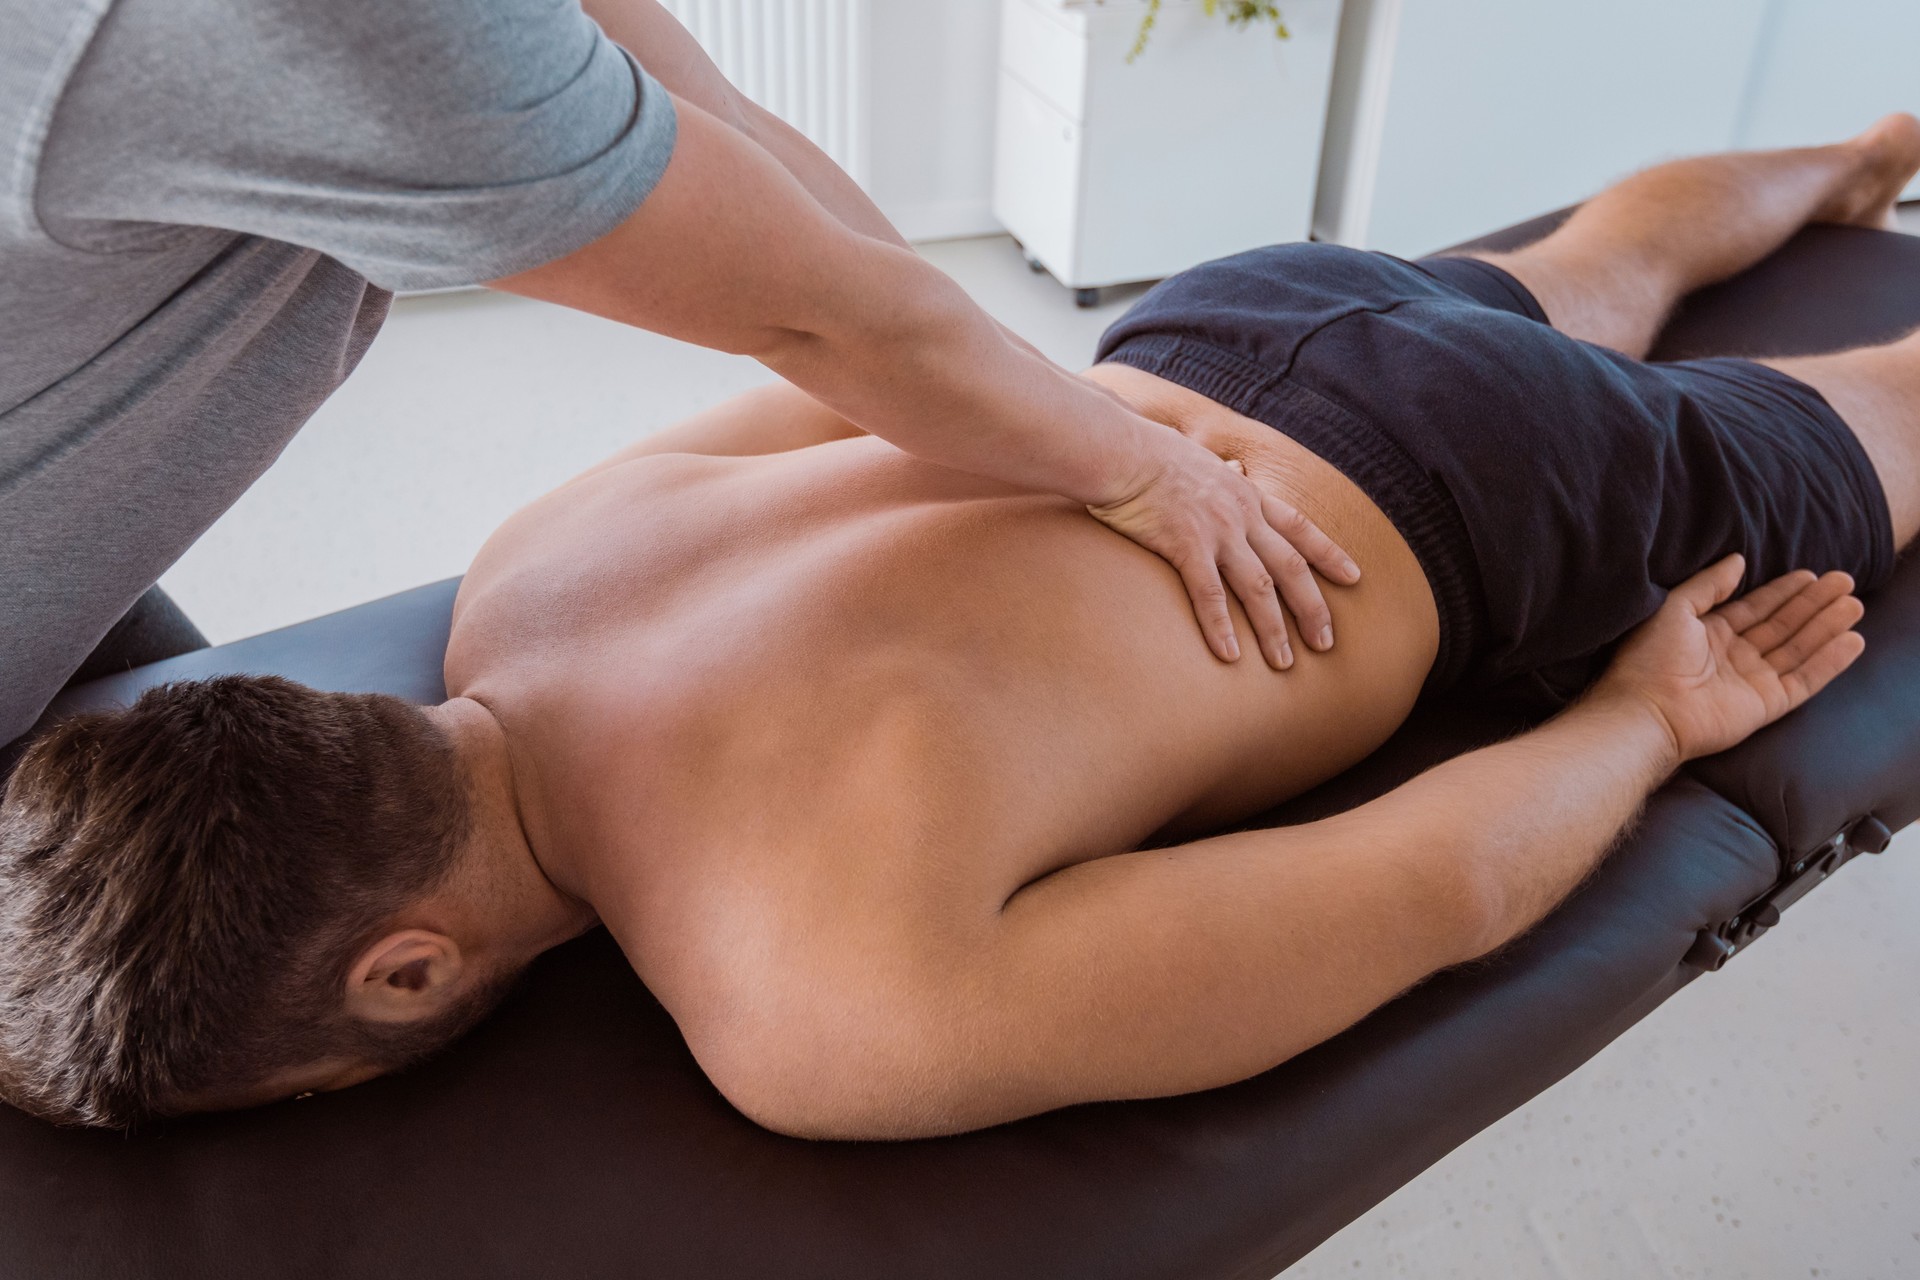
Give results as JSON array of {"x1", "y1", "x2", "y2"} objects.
[{"x1": 427, "y1": 697, "x2": 598, "y2": 965}]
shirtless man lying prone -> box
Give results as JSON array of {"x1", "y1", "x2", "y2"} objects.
[{"x1": 5, "y1": 121, "x2": 1919, "y2": 1136}]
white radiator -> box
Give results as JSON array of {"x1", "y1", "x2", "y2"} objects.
[{"x1": 660, "y1": 0, "x2": 869, "y2": 183}]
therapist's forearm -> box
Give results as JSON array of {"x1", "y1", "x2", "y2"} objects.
[
  {"x1": 721, "y1": 102, "x2": 1064, "y2": 371},
  {"x1": 498, "y1": 96, "x2": 1156, "y2": 505},
  {"x1": 738, "y1": 104, "x2": 910, "y2": 250},
  {"x1": 754, "y1": 253, "x2": 1154, "y2": 504},
  {"x1": 684, "y1": 102, "x2": 1064, "y2": 388},
  {"x1": 722, "y1": 103, "x2": 1065, "y2": 378}
]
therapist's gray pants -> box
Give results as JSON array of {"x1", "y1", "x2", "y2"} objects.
[{"x1": 1, "y1": 586, "x2": 207, "y2": 779}]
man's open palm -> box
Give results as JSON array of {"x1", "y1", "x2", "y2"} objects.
[{"x1": 1599, "y1": 555, "x2": 1866, "y2": 762}]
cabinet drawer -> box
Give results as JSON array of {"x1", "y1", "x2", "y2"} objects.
[
  {"x1": 991, "y1": 71, "x2": 1084, "y2": 277},
  {"x1": 1000, "y1": 0, "x2": 1088, "y2": 119}
]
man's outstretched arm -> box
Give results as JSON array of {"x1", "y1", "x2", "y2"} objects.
[
  {"x1": 567, "y1": 383, "x2": 866, "y2": 481},
  {"x1": 704, "y1": 559, "x2": 1865, "y2": 1139}
]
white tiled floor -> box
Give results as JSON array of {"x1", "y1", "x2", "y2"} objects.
[{"x1": 159, "y1": 227, "x2": 1920, "y2": 1277}]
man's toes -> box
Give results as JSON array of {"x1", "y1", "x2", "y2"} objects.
[
  {"x1": 1861, "y1": 112, "x2": 1920, "y2": 165},
  {"x1": 1812, "y1": 115, "x2": 1920, "y2": 229},
  {"x1": 1838, "y1": 113, "x2": 1920, "y2": 228}
]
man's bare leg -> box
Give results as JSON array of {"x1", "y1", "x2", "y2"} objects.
[
  {"x1": 1465, "y1": 114, "x2": 1920, "y2": 358},
  {"x1": 1462, "y1": 115, "x2": 1920, "y2": 546}
]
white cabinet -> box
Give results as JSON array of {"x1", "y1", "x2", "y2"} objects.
[
  {"x1": 1315, "y1": 0, "x2": 1772, "y2": 256},
  {"x1": 1735, "y1": 0, "x2": 1920, "y2": 202},
  {"x1": 992, "y1": 0, "x2": 1346, "y2": 302}
]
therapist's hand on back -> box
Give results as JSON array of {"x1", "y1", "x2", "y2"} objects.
[
  {"x1": 1083, "y1": 422, "x2": 1359, "y2": 668},
  {"x1": 501, "y1": 0, "x2": 1357, "y2": 670}
]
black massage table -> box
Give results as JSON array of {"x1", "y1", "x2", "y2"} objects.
[{"x1": 5, "y1": 213, "x2": 1919, "y2": 1279}]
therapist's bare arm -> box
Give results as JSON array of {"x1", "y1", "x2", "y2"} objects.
[
  {"x1": 492, "y1": 88, "x2": 1358, "y2": 668},
  {"x1": 583, "y1": 0, "x2": 909, "y2": 250},
  {"x1": 700, "y1": 560, "x2": 1864, "y2": 1139},
  {"x1": 585, "y1": 0, "x2": 1060, "y2": 376}
]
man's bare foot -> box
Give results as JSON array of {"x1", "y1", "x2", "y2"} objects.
[{"x1": 1814, "y1": 113, "x2": 1920, "y2": 230}]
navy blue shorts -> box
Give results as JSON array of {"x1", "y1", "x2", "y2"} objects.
[{"x1": 1096, "y1": 243, "x2": 1895, "y2": 706}]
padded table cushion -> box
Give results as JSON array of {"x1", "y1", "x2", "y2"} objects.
[{"x1": 8, "y1": 222, "x2": 1920, "y2": 1280}]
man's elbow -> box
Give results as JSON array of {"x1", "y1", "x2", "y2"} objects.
[
  {"x1": 682, "y1": 966, "x2": 1006, "y2": 1141},
  {"x1": 694, "y1": 1023, "x2": 980, "y2": 1142},
  {"x1": 1437, "y1": 837, "x2": 1585, "y2": 966}
]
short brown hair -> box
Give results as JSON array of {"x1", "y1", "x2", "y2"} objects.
[{"x1": 0, "y1": 676, "x2": 480, "y2": 1128}]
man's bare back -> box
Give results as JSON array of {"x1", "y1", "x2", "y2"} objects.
[
  {"x1": 445, "y1": 368, "x2": 1442, "y2": 1114},
  {"x1": 452, "y1": 369, "x2": 1433, "y2": 871}
]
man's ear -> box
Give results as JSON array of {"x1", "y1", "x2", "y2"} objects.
[{"x1": 345, "y1": 930, "x2": 465, "y2": 1024}]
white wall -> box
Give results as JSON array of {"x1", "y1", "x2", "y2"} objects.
[
  {"x1": 1736, "y1": 0, "x2": 1920, "y2": 202},
  {"x1": 1316, "y1": 0, "x2": 1773, "y2": 255},
  {"x1": 865, "y1": 0, "x2": 1005, "y2": 241},
  {"x1": 867, "y1": 0, "x2": 1918, "y2": 250}
]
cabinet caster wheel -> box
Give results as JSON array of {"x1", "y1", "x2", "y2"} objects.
[
  {"x1": 1024, "y1": 253, "x2": 1047, "y2": 275},
  {"x1": 1073, "y1": 287, "x2": 1100, "y2": 308}
]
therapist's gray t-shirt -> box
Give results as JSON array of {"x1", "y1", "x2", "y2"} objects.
[{"x1": 1, "y1": 0, "x2": 677, "y2": 743}]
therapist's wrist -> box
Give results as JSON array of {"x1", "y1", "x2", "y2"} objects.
[
  {"x1": 1071, "y1": 396, "x2": 1199, "y2": 508},
  {"x1": 782, "y1": 243, "x2": 1164, "y2": 505},
  {"x1": 964, "y1": 342, "x2": 1177, "y2": 506},
  {"x1": 877, "y1": 298, "x2": 1161, "y2": 503}
]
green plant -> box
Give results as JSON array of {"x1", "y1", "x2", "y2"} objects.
[{"x1": 1126, "y1": 0, "x2": 1291, "y2": 63}]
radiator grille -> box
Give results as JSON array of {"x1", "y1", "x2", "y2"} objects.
[{"x1": 659, "y1": 0, "x2": 867, "y2": 182}]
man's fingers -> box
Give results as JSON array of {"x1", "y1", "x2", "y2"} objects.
[
  {"x1": 1763, "y1": 592, "x2": 1864, "y2": 673},
  {"x1": 1731, "y1": 570, "x2": 1853, "y2": 649},
  {"x1": 1177, "y1": 557, "x2": 1241, "y2": 662},
  {"x1": 1261, "y1": 494, "x2": 1360, "y2": 586},
  {"x1": 1221, "y1": 547, "x2": 1294, "y2": 669},
  {"x1": 1778, "y1": 630, "x2": 1867, "y2": 709},
  {"x1": 1713, "y1": 568, "x2": 1817, "y2": 633},
  {"x1": 1669, "y1": 554, "x2": 1747, "y2": 616}
]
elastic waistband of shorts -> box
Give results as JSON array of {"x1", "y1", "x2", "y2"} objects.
[{"x1": 1100, "y1": 334, "x2": 1485, "y2": 692}]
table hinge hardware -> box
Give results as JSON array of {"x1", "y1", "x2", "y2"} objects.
[{"x1": 1683, "y1": 814, "x2": 1893, "y2": 972}]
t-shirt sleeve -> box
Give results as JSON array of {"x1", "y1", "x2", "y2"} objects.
[{"x1": 35, "y1": 0, "x2": 678, "y2": 291}]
